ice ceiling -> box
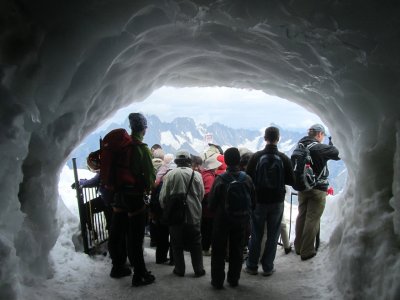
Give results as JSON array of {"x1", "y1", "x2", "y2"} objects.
[{"x1": 1, "y1": 0, "x2": 399, "y2": 299}]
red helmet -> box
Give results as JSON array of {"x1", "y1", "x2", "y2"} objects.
[{"x1": 87, "y1": 150, "x2": 100, "y2": 172}]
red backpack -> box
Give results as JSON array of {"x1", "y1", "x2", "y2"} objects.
[{"x1": 100, "y1": 128, "x2": 140, "y2": 191}]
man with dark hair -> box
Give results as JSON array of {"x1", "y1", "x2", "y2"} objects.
[
  {"x1": 151, "y1": 144, "x2": 162, "y2": 152},
  {"x1": 159, "y1": 150, "x2": 206, "y2": 277},
  {"x1": 244, "y1": 126, "x2": 295, "y2": 276},
  {"x1": 208, "y1": 147, "x2": 256, "y2": 289},
  {"x1": 294, "y1": 124, "x2": 340, "y2": 260}
]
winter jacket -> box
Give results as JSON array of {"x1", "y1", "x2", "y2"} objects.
[
  {"x1": 215, "y1": 155, "x2": 227, "y2": 175},
  {"x1": 201, "y1": 169, "x2": 217, "y2": 218},
  {"x1": 78, "y1": 173, "x2": 113, "y2": 206},
  {"x1": 130, "y1": 134, "x2": 156, "y2": 194},
  {"x1": 246, "y1": 144, "x2": 295, "y2": 203},
  {"x1": 208, "y1": 166, "x2": 256, "y2": 220},
  {"x1": 297, "y1": 136, "x2": 340, "y2": 191},
  {"x1": 159, "y1": 167, "x2": 204, "y2": 225}
]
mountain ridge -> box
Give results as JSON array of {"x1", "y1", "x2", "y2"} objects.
[{"x1": 68, "y1": 115, "x2": 346, "y2": 192}]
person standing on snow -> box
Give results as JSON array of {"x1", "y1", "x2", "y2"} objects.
[
  {"x1": 293, "y1": 124, "x2": 340, "y2": 260},
  {"x1": 159, "y1": 150, "x2": 206, "y2": 277},
  {"x1": 107, "y1": 113, "x2": 156, "y2": 286},
  {"x1": 200, "y1": 155, "x2": 222, "y2": 256},
  {"x1": 208, "y1": 147, "x2": 256, "y2": 289},
  {"x1": 244, "y1": 126, "x2": 295, "y2": 276}
]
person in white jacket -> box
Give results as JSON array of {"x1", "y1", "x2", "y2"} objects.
[{"x1": 159, "y1": 150, "x2": 206, "y2": 277}]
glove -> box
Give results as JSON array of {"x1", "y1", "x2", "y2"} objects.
[
  {"x1": 71, "y1": 182, "x2": 76, "y2": 189},
  {"x1": 328, "y1": 136, "x2": 333, "y2": 146}
]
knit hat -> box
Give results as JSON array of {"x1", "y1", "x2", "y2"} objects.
[
  {"x1": 309, "y1": 124, "x2": 326, "y2": 134},
  {"x1": 129, "y1": 113, "x2": 147, "y2": 132},
  {"x1": 224, "y1": 147, "x2": 241, "y2": 166}
]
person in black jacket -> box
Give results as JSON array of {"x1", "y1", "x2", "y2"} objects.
[
  {"x1": 294, "y1": 124, "x2": 340, "y2": 260},
  {"x1": 208, "y1": 147, "x2": 256, "y2": 289},
  {"x1": 244, "y1": 126, "x2": 295, "y2": 276}
]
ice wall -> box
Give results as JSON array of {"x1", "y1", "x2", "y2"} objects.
[{"x1": 1, "y1": 0, "x2": 399, "y2": 299}]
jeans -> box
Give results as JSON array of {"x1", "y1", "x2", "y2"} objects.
[{"x1": 246, "y1": 202, "x2": 284, "y2": 272}]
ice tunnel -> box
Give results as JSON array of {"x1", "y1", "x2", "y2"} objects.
[{"x1": 0, "y1": 0, "x2": 399, "y2": 299}]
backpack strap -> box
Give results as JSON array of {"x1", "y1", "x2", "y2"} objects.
[
  {"x1": 305, "y1": 141, "x2": 327, "y2": 182},
  {"x1": 306, "y1": 142, "x2": 318, "y2": 150},
  {"x1": 220, "y1": 171, "x2": 246, "y2": 183},
  {"x1": 185, "y1": 170, "x2": 195, "y2": 201},
  {"x1": 237, "y1": 171, "x2": 246, "y2": 182}
]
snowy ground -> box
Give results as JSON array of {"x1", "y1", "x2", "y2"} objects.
[{"x1": 23, "y1": 166, "x2": 341, "y2": 300}]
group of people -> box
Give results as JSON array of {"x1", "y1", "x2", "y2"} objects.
[{"x1": 74, "y1": 112, "x2": 340, "y2": 290}]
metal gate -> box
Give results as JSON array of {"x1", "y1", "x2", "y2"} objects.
[{"x1": 72, "y1": 158, "x2": 109, "y2": 255}]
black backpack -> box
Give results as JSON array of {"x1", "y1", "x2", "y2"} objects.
[
  {"x1": 291, "y1": 142, "x2": 323, "y2": 191},
  {"x1": 220, "y1": 172, "x2": 252, "y2": 216},
  {"x1": 254, "y1": 153, "x2": 285, "y2": 192}
]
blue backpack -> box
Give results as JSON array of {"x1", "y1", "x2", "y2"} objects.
[
  {"x1": 220, "y1": 172, "x2": 252, "y2": 216},
  {"x1": 254, "y1": 153, "x2": 285, "y2": 192}
]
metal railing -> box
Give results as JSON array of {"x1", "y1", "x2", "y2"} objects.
[{"x1": 72, "y1": 158, "x2": 109, "y2": 255}]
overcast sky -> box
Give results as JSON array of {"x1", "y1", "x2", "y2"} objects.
[{"x1": 100, "y1": 86, "x2": 323, "y2": 132}]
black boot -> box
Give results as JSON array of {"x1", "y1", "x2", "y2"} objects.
[
  {"x1": 110, "y1": 266, "x2": 131, "y2": 278},
  {"x1": 132, "y1": 271, "x2": 155, "y2": 286}
]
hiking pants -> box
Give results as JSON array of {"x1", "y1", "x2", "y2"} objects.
[
  {"x1": 170, "y1": 223, "x2": 204, "y2": 275},
  {"x1": 156, "y1": 222, "x2": 172, "y2": 263},
  {"x1": 211, "y1": 216, "x2": 248, "y2": 286},
  {"x1": 201, "y1": 217, "x2": 214, "y2": 252},
  {"x1": 280, "y1": 222, "x2": 290, "y2": 249},
  {"x1": 108, "y1": 211, "x2": 128, "y2": 268},
  {"x1": 127, "y1": 211, "x2": 148, "y2": 276},
  {"x1": 294, "y1": 189, "x2": 326, "y2": 258}
]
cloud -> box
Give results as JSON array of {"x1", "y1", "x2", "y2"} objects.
[{"x1": 99, "y1": 86, "x2": 323, "y2": 131}]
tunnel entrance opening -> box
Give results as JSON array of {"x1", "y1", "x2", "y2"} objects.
[{"x1": 59, "y1": 85, "x2": 346, "y2": 255}]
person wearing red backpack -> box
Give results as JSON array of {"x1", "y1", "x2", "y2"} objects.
[{"x1": 105, "y1": 113, "x2": 156, "y2": 286}]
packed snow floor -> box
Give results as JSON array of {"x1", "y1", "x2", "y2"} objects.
[
  {"x1": 26, "y1": 238, "x2": 339, "y2": 300},
  {"x1": 22, "y1": 167, "x2": 340, "y2": 300}
]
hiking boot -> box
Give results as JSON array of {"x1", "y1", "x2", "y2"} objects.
[
  {"x1": 243, "y1": 267, "x2": 258, "y2": 275},
  {"x1": 301, "y1": 253, "x2": 316, "y2": 261},
  {"x1": 110, "y1": 266, "x2": 132, "y2": 278},
  {"x1": 227, "y1": 279, "x2": 238, "y2": 287},
  {"x1": 132, "y1": 271, "x2": 155, "y2": 287},
  {"x1": 262, "y1": 269, "x2": 275, "y2": 276},
  {"x1": 155, "y1": 258, "x2": 169, "y2": 265},
  {"x1": 211, "y1": 281, "x2": 223, "y2": 289},
  {"x1": 194, "y1": 269, "x2": 206, "y2": 278},
  {"x1": 284, "y1": 245, "x2": 292, "y2": 254},
  {"x1": 173, "y1": 269, "x2": 184, "y2": 277}
]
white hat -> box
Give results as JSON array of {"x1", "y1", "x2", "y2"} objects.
[
  {"x1": 175, "y1": 150, "x2": 191, "y2": 162},
  {"x1": 203, "y1": 156, "x2": 222, "y2": 170}
]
